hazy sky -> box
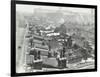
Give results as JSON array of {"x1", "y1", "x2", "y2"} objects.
[{"x1": 16, "y1": 4, "x2": 94, "y2": 14}]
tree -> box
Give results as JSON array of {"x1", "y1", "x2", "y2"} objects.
[
  {"x1": 66, "y1": 36, "x2": 73, "y2": 49},
  {"x1": 54, "y1": 23, "x2": 67, "y2": 34},
  {"x1": 80, "y1": 47, "x2": 90, "y2": 62},
  {"x1": 83, "y1": 40, "x2": 93, "y2": 56}
]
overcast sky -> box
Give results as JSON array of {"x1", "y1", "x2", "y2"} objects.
[{"x1": 16, "y1": 4, "x2": 94, "y2": 14}]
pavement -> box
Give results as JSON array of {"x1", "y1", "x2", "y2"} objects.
[{"x1": 23, "y1": 61, "x2": 94, "y2": 73}]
